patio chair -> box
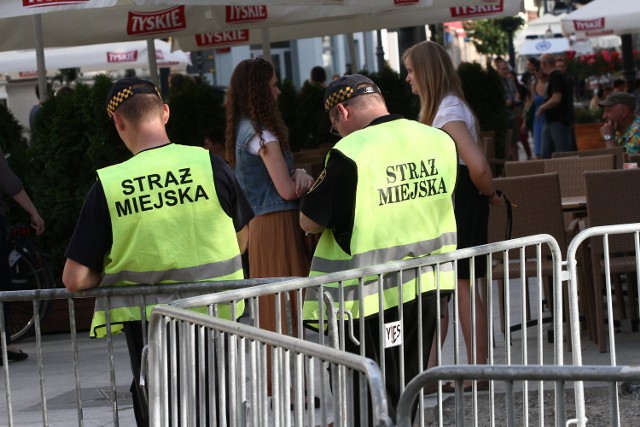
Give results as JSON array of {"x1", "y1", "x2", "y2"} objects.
[
  {"x1": 584, "y1": 169, "x2": 640, "y2": 352},
  {"x1": 504, "y1": 159, "x2": 545, "y2": 177},
  {"x1": 488, "y1": 173, "x2": 569, "y2": 336},
  {"x1": 544, "y1": 154, "x2": 616, "y2": 198},
  {"x1": 552, "y1": 146, "x2": 624, "y2": 169}
]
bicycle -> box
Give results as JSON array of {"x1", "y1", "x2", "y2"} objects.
[{"x1": 4, "y1": 225, "x2": 56, "y2": 343}]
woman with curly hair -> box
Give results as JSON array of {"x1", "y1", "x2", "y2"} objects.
[
  {"x1": 225, "y1": 57, "x2": 314, "y2": 342},
  {"x1": 403, "y1": 41, "x2": 503, "y2": 391}
]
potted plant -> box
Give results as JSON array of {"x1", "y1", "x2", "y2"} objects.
[{"x1": 574, "y1": 106, "x2": 605, "y2": 151}]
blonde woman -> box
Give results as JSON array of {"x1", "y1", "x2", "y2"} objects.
[{"x1": 403, "y1": 41, "x2": 502, "y2": 391}]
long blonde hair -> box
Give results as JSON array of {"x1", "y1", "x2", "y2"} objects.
[{"x1": 403, "y1": 41, "x2": 471, "y2": 127}]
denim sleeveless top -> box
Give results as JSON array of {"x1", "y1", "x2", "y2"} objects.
[{"x1": 233, "y1": 117, "x2": 298, "y2": 216}]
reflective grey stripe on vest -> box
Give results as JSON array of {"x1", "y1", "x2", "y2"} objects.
[
  {"x1": 306, "y1": 261, "x2": 455, "y2": 304},
  {"x1": 95, "y1": 292, "x2": 193, "y2": 314},
  {"x1": 311, "y1": 232, "x2": 456, "y2": 274},
  {"x1": 101, "y1": 255, "x2": 243, "y2": 286}
]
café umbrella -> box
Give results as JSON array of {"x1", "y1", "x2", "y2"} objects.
[
  {"x1": 0, "y1": 0, "x2": 516, "y2": 100},
  {"x1": 0, "y1": 39, "x2": 190, "y2": 77},
  {"x1": 560, "y1": 0, "x2": 640, "y2": 38},
  {"x1": 173, "y1": 0, "x2": 521, "y2": 52}
]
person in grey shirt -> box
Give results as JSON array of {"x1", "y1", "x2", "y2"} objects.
[{"x1": 0, "y1": 147, "x2": 45, "y2": 363}]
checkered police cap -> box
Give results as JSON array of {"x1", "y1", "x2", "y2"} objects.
[
  {"x1": 106, "y1": 77, "x2": 161, "y2": 118},
  {"x1": 319, "y1": 74, "x2": 381, "y2": 133}
]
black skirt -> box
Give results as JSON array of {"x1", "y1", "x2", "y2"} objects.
[{"x1": 454, "y1": 164, "x2": 489, "y2": 279}]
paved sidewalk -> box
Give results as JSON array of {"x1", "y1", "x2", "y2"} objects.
[
  {"x1": 1, "y1": 332, "x2": 135, "y2": 427},
  {"x1": 1, "y1": 300, "x2": 639, "y2": 426}
]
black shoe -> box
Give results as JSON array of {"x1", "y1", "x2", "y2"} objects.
[{"x1": 0, "y1": 349, "x2": 29, "y2": 365}]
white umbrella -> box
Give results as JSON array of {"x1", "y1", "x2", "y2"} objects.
[
  {"x1": 0, "y1": 0, "x2": 350, "y2": 99},
  {"x1": 0, "y1": 39, "x2": 190, "y2": 76},
  {"x1": 560, "y1": 0, "x2": 640, "y2": 38},
  {"x1": 0, "y1": 0, "x2": 525, "y2": 51},
  {"x1": 0, "y1": 0, "x2": 518, "y2": 99},
  {"x1": 561, "y1": 0, "x2": 638, "y2": 87},
  {"x1": 173, "y1": 0, "x2": 521, "y2": 51}
]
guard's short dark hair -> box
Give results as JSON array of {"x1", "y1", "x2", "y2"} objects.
[{"x1": 310, "y1": 66, "x2": 326, "y2": 84}]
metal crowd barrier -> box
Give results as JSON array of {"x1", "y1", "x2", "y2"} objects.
[
  {"x1": 396, "y1": 365, "x2": 640, "y2": 427},
  {"x1": 170, "y1": 234, "x2": 583, "y2": 426},
  {"x1": 7, "y1": 225, "x2": 638, "y2": 426},
  {"x1": 0, "y1": 279, "x2": 276, "y2": 427},
  {"x1": 566, "y1": 223, "x2": 640, "y2": 426},
  {"x1": 147, "y1": 304, "x2": 393, "y2": 427}
]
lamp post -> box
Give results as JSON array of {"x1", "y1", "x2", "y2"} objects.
[
  {"x1": 499, "y1": 17, "x2": 521, "y2": 70},
  {"x1": 621, "y1": 34, "x2": 636, "y2": 92},
  {"x1": 376, "y1": 29, "x2": 385, "y2": 72}
]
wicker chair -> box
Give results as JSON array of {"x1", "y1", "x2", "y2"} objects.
[
  {"x1": 552, "y1": 146, "x2": 625, "y2": 169},
  {"x1": 504, "y1": 159, "x2": 546, "y2": 177},
  {"x1": 543, "y1": 154, "x2": 616, "y2": 198},
  {"x1": 584, "y1": 169, "x2": 640, "y2": 352},
  {"x1": 489, "y1": 173, "x2": 569, "y2": 334}
]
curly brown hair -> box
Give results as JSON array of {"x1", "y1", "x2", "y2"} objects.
[{"x1": 225, "y1": 58, "x2": 289, "y2": 167}]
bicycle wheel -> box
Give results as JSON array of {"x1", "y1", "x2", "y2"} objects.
[{"x1": 7, "y1": 239, "x2": 55, "y2": 343}]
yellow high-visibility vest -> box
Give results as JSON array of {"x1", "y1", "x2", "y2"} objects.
[
  {"x1": 303, "y1": 119, "x2": 458, "y2": 322},
  {"x1": 91, "y1": 143, "x2": 244, "y2": 337}
]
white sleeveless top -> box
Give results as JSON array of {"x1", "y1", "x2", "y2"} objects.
[{"x1": 432, "y1": 94, "x2": 479, "y2": 166}]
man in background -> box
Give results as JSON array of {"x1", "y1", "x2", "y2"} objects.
[
  {"x1": 494, "y1": 57, "x2": 522, "y2": 160},
  {"x1": 537, "y1": 53, "x2": 575, "y2": 158},
  {"x1": 599, "y1": 92, "x2": 640, "y2": 155}
]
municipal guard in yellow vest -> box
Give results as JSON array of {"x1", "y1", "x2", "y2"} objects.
[
  {"x1": 300, "y1": 74, "x2": 458, "y2": 423},
  {"x1": 62, "y1": 78, "x2": 253, "y2": 426}
]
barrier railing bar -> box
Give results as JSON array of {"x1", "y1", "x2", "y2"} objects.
[
  {"x1": 396, "y1": 364, "x2": 640, "y2": 427},
  {"x1": 148, "y1": 304, "x2": 394, "y2": 427}
]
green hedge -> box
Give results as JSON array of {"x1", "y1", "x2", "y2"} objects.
[{"x1": 457, "y1": 62, "x2": 508, "y2": 158}]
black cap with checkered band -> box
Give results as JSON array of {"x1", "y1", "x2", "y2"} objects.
[
  {"x1": 105, "y1": 77, "x2": 161, "y2": 118},
  {"x1": 318, "y1": 74, "x2": 381, "y2": 134}
]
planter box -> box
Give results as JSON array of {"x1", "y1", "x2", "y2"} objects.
[{"x1": 575, "y1": 122, "x2": 606, "y2": 151}]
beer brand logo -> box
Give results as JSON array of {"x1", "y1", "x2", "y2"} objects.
[
  {"x1": 393, "y1": 0, "x2": 419, "y2": 5},
  {"x1": 127, "y1": 6, "x2": 186, "y2": 36},
  {"x1": 450, "y1": 0, "x2": 503, "y2": 18},
  {"x1": 573, "y1": 18, "x2": 605, "y2": 31},
  {"x1": 225, "y1": 5, "x2": 268, "y2": 24},
  {"x1": 18, "y1": 71, "x2": 40, "y2": 78},
  {"x1": 107, "y1": 50, "x2": 138, "y2": 63},
  {"x1": 23, "y1": 0, "x2": 90, "y2": 8},
  {"x1": 195, "y1": 30, "x2": 250, "y2": 47},
  {"x1": 586, "y1": 29, "x2": 613, "y2": 36}
]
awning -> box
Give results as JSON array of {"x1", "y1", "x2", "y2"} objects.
[{"x1": 519, "y1": 37, "x2": 570, "y2": 56}]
